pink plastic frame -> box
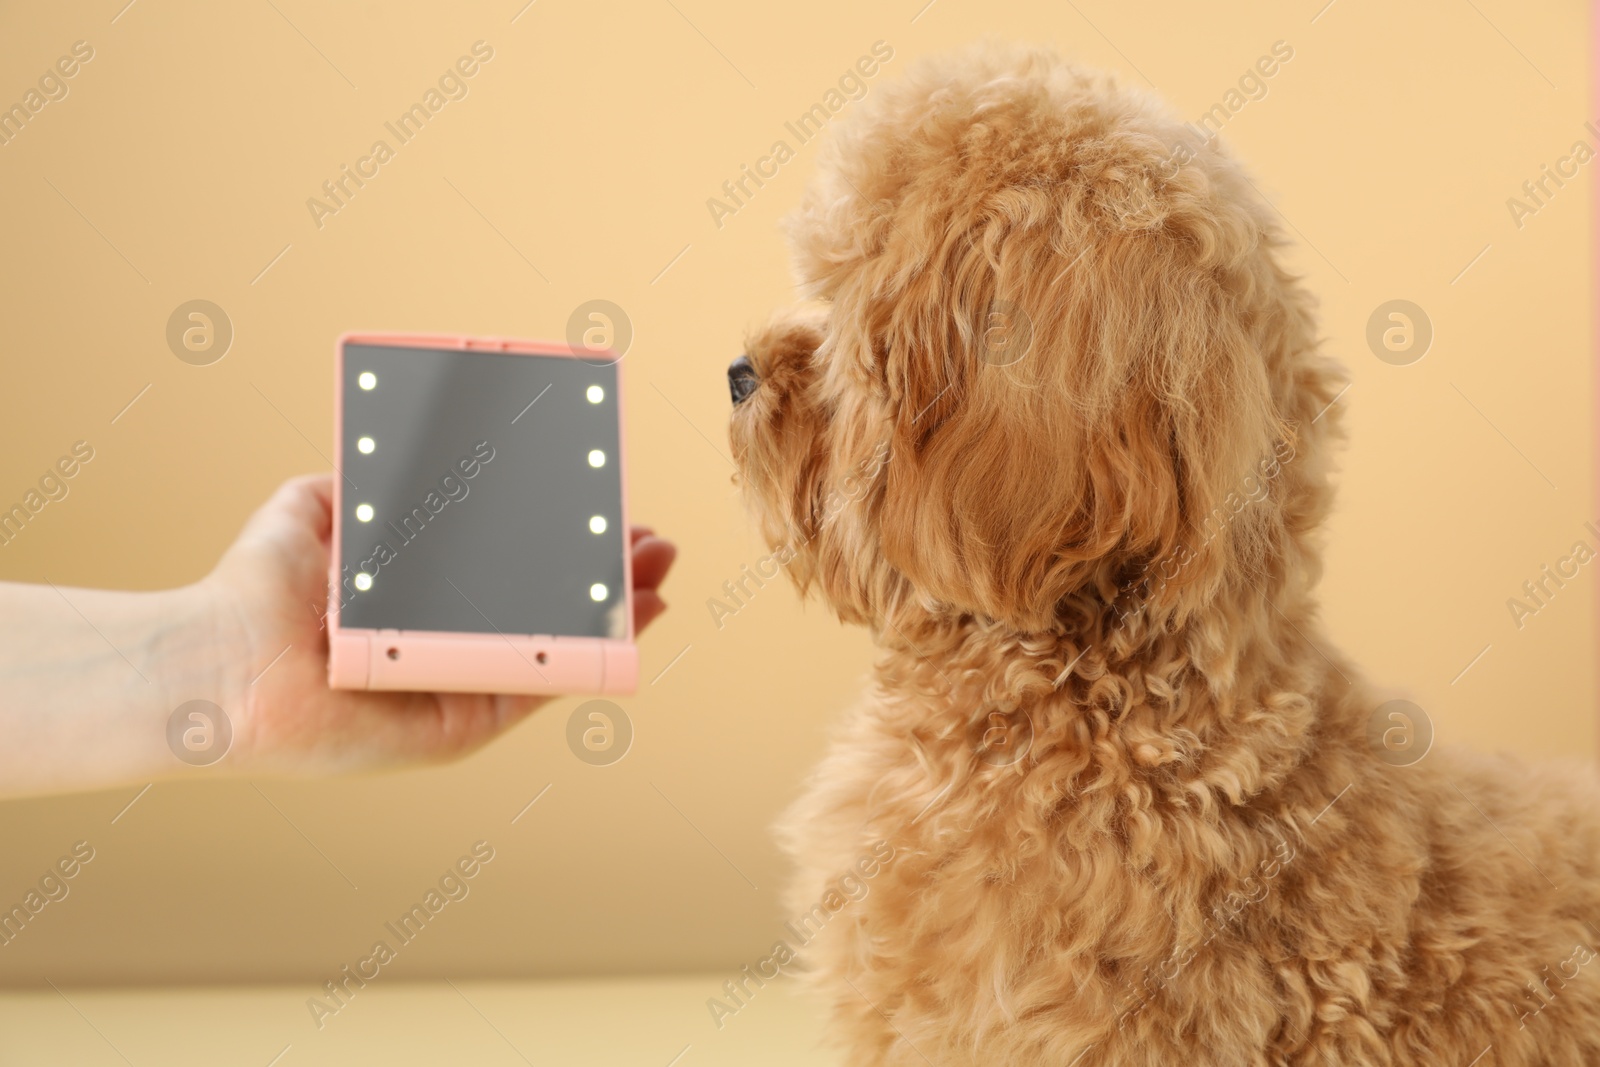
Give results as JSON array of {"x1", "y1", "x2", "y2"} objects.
[{"x1": 327, "y1": 331, "x2": 638, "y2": 696}]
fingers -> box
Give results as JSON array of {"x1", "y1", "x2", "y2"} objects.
[
  {"x1": 255, "y1": 473, "x2": 335, "y2": 544},
  {"x1": 318, "y1": 690, "x2": 549, "y2": 769},
  {"x1": 634, "y1": 588, "x2": 667, "y2": 633},
  {"x1": 631, "y1": 535, "x2": 677, "y2": 591},
  {"x1": 291, "y1": 473, "x2": 336, "y2": 542},
  {"x1": 628, "y1": 530, "x2": 675, "y2": 632}
]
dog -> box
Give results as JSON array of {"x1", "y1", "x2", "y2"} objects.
[{"x1": 727, "y1": 41, "x2": 1600, "y2": 1067}]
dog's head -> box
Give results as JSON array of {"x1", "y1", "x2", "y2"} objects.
[{"x1": 729, "y1": 43, "x2": 1340, "y2": 636}]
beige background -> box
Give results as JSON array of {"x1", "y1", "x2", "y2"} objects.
[{"x1": 0, "y1": 0, "x2": 1592, "y2": 1054}]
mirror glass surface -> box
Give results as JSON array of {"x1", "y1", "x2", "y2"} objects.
[{"x1": 338, "y1": 343, "x2": 626, "y2": 640}]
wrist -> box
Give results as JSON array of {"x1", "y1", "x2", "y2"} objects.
[
  {"x1": 0, "y1": 579, "x2": 247, "y2": 798},
  {"x1": 159, "y1": 578, "x2": 254, "y2": 774}
]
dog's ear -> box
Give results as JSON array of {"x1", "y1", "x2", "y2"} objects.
[{"x1": 857, "y1": 228, "x2": 1291, "y2": 633}]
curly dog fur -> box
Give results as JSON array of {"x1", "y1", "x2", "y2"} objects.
[{"x1": 727, "y1": 42, "x2": 1600, "y2": 1066}]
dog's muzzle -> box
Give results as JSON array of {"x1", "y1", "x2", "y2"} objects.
[{"x1": 728, "y1": 354, "x2": 759, "y2": 405}]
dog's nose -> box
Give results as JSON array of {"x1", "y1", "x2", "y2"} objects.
[{"x1": 728, "y1": 354, "x2": 759, "y2": 405}]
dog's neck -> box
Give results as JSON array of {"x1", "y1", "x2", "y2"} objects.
[{"x1": 867, "y1": 574, "x2": 1354, "y2": 799}]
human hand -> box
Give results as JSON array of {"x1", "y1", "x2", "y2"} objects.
[{"x1": 197, "y1": 473, "x2": 676, "y2": 776}]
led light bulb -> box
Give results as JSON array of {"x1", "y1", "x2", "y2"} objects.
[{"x1": 589, "y1": 515, "x2": 607, "y2": 534}]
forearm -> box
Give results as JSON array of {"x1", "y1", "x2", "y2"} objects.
[{"x1": 0, "y1": 580, "x2": 234, "y2": 798}]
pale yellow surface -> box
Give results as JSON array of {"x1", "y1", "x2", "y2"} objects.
[
  {"x1": 0, "y1": 0, "x2": 1591, "y2": 998},
  {"x1": 0, "y1": 974, "x2": 837, "y2": 1066}
]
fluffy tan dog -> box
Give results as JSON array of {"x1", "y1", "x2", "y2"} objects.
[{"x1": 726, "y1": 42, "x2": 1600, "y2": 1067}]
